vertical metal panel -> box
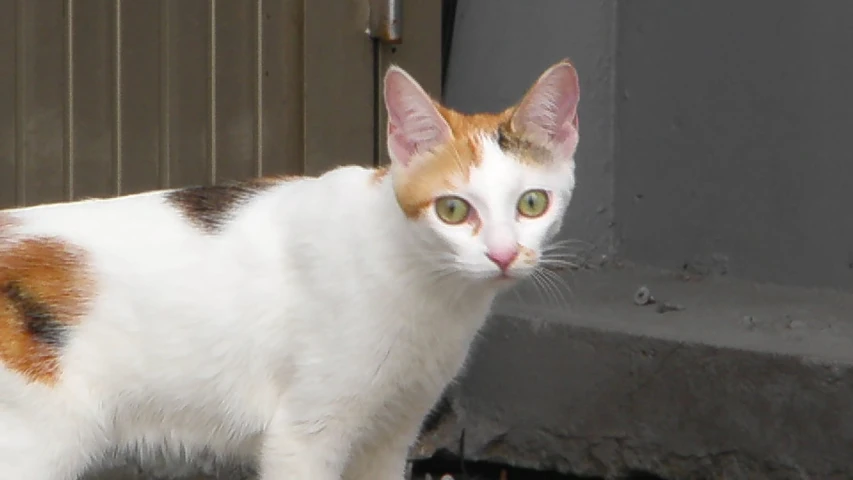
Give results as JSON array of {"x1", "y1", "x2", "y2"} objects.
[
  {"x1": 120, "y1": 0, "x2": 164, "y2": 194},
  {"x1": 19, "y1": 1, "x2": 67, "y2": 206},
  {"x1": 112, "y1": 0, "x2": 123, "y2": 195},
  {"x1": 165, "y1": 0, "x2": 212, "y2": 187},
  {"x1": 0, "y1": 1, "x2": 16, "y2": 207},
  {"x1": 376, "y1": 0, "x2": 442, "y2": 166},
  {"x1": 70, "y1": 0, "x2": 117, "y2": 199},
  {"x1": 0, "y1": 0, "x2": 441, "y2": 210},
  {"x1": 260, "y1": 0, "x2": 304, "y2": 176},
  {"x1": 303, "y1": 0, "x2": 374, "y2": 175},
  {"x1": 213, "y1": 0, "x2": 258, "y2": 183}
]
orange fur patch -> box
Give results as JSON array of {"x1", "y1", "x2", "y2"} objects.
[
  {"x1": 470, "y1": 217, "x2": 483, "y2": 236},
  {"x1": 394, "y1": 106, "x2": 515, "y2": 219},
  {"x1": 518, "y1": 244, "x2": 537, "y2": 266},
  {"x1": 0, "y1": 236, "x2": 92, "y2": 385},
  {"x1": 391, "y1": 60, "x2": 580, "y2": 219},
  {"x1": 371, "y1": 166, "x2": 390, "y2": 185}
]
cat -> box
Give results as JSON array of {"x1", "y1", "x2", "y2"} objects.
[{"x1": 0, "y1": 58, "x2": 580, "y2": 480}]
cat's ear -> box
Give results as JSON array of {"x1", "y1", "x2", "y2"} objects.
[
  {"x1": 511, "y1": 59, "x2": 580, "y2": 159},
  {"x1": 384, "y1": 66, "x2": 452, "y2": 168}
]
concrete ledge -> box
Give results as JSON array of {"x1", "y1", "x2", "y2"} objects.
[{"x1": 412, "y1": 266, "x2": 853, "y2": 479}]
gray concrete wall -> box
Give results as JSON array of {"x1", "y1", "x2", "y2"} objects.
[
  {"x1": 615, "y1": 0, "x2": 853, "y2": 290},
  {"x1": 443, "y1": 0, "x2": 617, "y2": 256},
  {"x1": 446, "y1": 0, "x2": 853, "y2": 291},
  {"x1": 429, "y1": 3, "x2": 853, "y2": 478}
]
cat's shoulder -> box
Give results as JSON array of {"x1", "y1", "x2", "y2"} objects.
[{"x1": 316, "y1": 164, "x2": 391, "y2": 190}]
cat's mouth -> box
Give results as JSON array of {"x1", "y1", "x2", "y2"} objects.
[
  {"x1": 490, "y1": 269, "x2": 526, "y2": 283},
  {"x1": 458, "y1": 263, "x2": 532, "y2": 283}
]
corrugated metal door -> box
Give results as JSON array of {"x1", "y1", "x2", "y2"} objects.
[{"x1": 0, "y1": 0, "x2": 440, "y2": 208}]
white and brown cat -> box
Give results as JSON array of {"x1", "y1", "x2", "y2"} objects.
[{"x1": 0, "y1": 59, "x2": 580, "y2": 479}]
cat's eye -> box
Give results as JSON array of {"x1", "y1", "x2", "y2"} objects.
[
  {"x1": 517, "y1": 190, "x2": 550, "y2": 218},
  {"x1": 434, "y1": 196, "x2": 471, "y2": 224}
]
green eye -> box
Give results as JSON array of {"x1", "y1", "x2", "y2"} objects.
[
  {"x1": 434, "y1": 196, "x2": 471, "y2": 224},
  {"x1": 517, "y1": 189, "x2": 549, "y2": 218}
]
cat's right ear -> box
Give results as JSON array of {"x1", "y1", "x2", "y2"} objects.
[{"x1": 384, "y1": 66, "x2": 452, "y2": 168}]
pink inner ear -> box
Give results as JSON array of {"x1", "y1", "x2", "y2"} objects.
[
  {"x1": 384, "y1": 68, "x2": 451, "y2": 168},
  {"x1": 388, "y1": 121, "x2": 417, "y2": 167},
  {"x1": 513, "y1": 62, "x2": 580, "y2": 153}
]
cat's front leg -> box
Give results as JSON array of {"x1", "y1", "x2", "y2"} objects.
[
  {"x1": 258, "y1": 409, "x2": 350, "y2": 480},
  {"x1": 343, "y1": 442, "x2": 410, "y2": 480},
  {"x1": 343, "y1": 416, "x2": 422, "y2": 480},
  {"x1": 0, "y1": 408, "x2": 97, "y2": 480}
]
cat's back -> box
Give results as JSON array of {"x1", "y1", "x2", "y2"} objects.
[
  {"x1": 0, "y1": 176, "x2": 333, "y2": 459},
  {"x1": 0, "y1": 181, "x2": 291, "y2": 388},
  {"x1": 2, "y1": 166, "x2": 379, "y2": 250},
  {"x1": 0, "y1": 189, "x2": 279, "y2": 469},
  {"x1": 2, "y1": 189, "x2": 202, "y2": 261},
  {"x1": 0, "y1": 168, "x2": 383, "y2": 392}
]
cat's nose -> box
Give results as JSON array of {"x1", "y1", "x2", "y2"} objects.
[{"x1": 486, "y1": 247, "x2": 519, "y2": 271}]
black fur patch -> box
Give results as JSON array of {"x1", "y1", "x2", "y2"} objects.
[
  {"x1": 165, "y1": 179, "x2": 278, "y2": 233},
  {"x1": 496, "y1": 122, "x2": 551, "y2": 164},
  {"x1": 1, "y1": 281, "x2": 66, "y2": 347}
]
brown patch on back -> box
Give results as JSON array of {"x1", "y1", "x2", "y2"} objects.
[
  {"x1": 166, "y1": 176, "x2": 287, "y2": 233},
  {"x1": 0, "y1": 237, "x2": 92, "y2": 384},
  {"x1": 394, "y1": 105, "x2": 515, "y2": 219}
]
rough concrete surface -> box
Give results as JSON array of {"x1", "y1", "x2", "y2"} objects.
[{"x1": 412, "y1": 265, "x2": 853, "y2": 480}]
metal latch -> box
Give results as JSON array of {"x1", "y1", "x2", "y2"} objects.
[{"x1": 367, "y1": 0, "x2": 402, "y2": 44}]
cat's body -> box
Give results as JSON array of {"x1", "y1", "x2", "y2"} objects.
[
  {"x1": 0, "y1": 60, "x2": 580, "y2": 480},
  {"x1": 1, "y1": 167, "x2": 487, "y2": 478}
]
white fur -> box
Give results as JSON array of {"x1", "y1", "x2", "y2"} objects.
[
  {"x1": 420, "y1": 135, "x2": 575, "y2": 281},
  {"x1": 0, "y1": 65, "x2": 578, "y2": 480}
]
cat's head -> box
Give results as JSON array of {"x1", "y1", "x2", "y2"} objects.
[{"x1": 384, "y1": 60, "x2": 580, "y2": 285}]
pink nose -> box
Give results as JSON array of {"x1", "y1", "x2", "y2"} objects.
[{"x1": 486, "y1": 247, "x2": 519, "y2": 271}]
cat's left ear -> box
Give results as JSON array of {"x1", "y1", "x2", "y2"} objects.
[
  {"x1": 511, "y1": 59, "x2": 580, "y2": 160},
  {"x1": 384, "y1": 66, "x2": 452, "y2": 169}
]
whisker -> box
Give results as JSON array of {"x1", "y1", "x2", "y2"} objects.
[
  {"x1": 538, "y1": 269, "x2": 567, "y2": 307},
  {"x1": 542, "y1": 238, "x2": 593, "y2": 251},
  {"x1": 527, "y1": 271, "x2": 549, "y2": 305},
  {"x1": 540, "y1": 259, "x2": 583, "y2": 272},
  {"x1": 537, "y1": 269, "x2": 560, "y2": 305},
  {"x1": 539, "y1": 267, "x2": 573, "y2": 302},
  {"x1": 540, "y1": 256, "x2": 583, "y2": 264}
]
